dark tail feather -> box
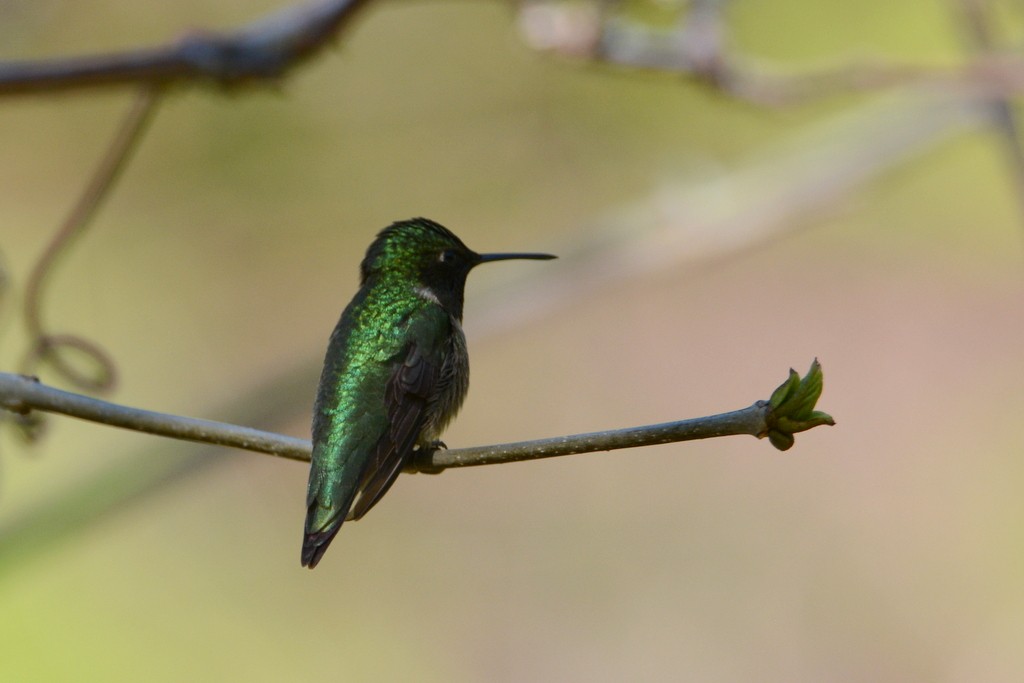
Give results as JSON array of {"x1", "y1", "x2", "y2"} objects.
[
  {"x1": 301, "y1": 518, "x2": 343, "y2": 569},
  {"x1": 348, "y1": 453, "x2": 408, "y2": 521}
]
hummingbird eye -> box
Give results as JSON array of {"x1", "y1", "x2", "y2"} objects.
[{"x1": 439, "y1": 249, "x2": 459, "y2": 264}]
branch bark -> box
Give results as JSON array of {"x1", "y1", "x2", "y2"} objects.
[
  {"x1": 0, "y1": 0, "x2": 373, "y2": 96},
  {"x1": 0, "y1": 362, "x2": 834, "y2": 470}
]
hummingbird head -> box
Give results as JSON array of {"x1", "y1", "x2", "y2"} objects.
[{"x1": 360, "y1": 218, "x2": 556, "y2": 318}]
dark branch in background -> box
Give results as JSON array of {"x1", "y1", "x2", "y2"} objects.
[
  {"x1": 20, "y1": 88, "x2": 160, "y2": 395},
  {"x1": 0, "y1": 0, "x2": 372, "y2": 96},
  {"x1": 0, "y1": 361, "x2": 834, "y2": 470}
]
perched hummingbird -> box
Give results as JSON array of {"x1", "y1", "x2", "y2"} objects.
[{"x1": 302, "y1": 218, "x2": 556, "y2": 568}]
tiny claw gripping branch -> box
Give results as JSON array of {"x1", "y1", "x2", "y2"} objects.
[{"x1": 760, "y1": 358, "x2": 835, "y2": 451}]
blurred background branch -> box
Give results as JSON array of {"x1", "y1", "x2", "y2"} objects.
[
  {"x1": 955, "y1": 0, "x2": 1024, "y2": 216},
  {"x1": 520, "y1": 0, "x2": 1024, "y2": 105},
  {"x1": 20, "y1": 88, "x2": 159, "y2": 395},
  {"x1": 0, "y1": 0, "x2": 372, "y2": 96}
]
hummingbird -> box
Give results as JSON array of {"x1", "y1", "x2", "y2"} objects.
[{"x1": 302, "y1": 218, "x2": 556, "y2": 568}]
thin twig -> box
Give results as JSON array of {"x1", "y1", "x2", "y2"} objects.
[
  {"x1": 21, "y1": 87, "x2": 160, "y2": 391},
  {"x1": 0, "y1": 0, "x2": 373, "y2": 96},
  {"x1": 416, "y1": 406, "x2": 766, "y2": 470},
  {"x1": 0, "y1": 372, "x2": 310, "y2": 460},
  {"x1": 0, "y1": 366, "x2": 833, "y2": 470}
]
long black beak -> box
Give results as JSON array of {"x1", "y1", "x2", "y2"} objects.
[{"x1": 477, "y1": 252, "x2": 557, "y2": 264}]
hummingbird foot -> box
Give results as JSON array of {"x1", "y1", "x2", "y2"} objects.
[{"x1": 408, "y1": 441, "x2": 447, "y2": 474}]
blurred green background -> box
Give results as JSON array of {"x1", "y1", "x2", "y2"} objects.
[{"x1": 2, "y1": 0, "x2": 1024, "y2": 681}]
